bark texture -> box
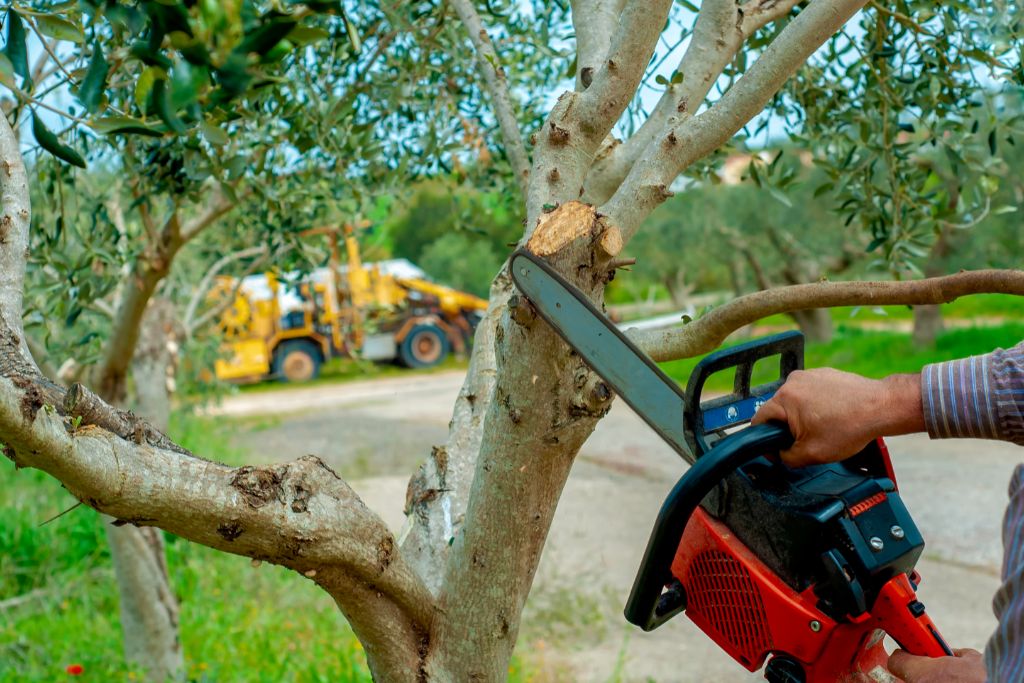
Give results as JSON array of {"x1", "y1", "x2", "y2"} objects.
[{"x1": 426, "y1": 203, "x2": 617, "y2": 681}]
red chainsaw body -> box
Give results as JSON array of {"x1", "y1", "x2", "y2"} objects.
[{"x1": 670, "y1": 438, "x2": 947, "y2": 682}]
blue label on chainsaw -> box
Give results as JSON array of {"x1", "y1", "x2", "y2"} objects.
[{"x1": 703, "y1": 394, "x2": 773, "y2": 432}]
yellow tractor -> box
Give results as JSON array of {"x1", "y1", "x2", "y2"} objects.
[{"x1": 211, "y1": 225, "x2": 489, "y2": 383}]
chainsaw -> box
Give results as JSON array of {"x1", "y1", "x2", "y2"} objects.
[{"x1": 510, "y1": 250, "x2": 951, "y2": 683}]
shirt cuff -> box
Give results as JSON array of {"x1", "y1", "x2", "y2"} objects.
[{"x1": 921, "y1": 354, "x2": 1002, "y2": 440}]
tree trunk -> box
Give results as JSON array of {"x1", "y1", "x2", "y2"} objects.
[
  {"x1": 911, "y1": 304, "x2": 944, "y2": 349},
  {"x1": 106, "y1": 299, "x2": 184, "y2": 682},
  {"x1": 789, "y1": 307, "x2": 833, "y2": 344},
  {"x1": 664, "y1": 270, "x2": 693, "y2": 307}
]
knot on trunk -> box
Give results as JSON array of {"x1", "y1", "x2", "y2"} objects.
[
  {"x1": 570, "y1": 368, "x2": 614, "y2": 418},
  {"x1": 508, "y1": 294, "x2": 536, "y2": 327},
  {"x1": 231, "y1": 464, "x2": 288, "y2": 508}
]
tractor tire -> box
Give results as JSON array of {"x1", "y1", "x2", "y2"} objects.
[
  {"x1": 273, "y1": 340, "x2": 322, "y2": 383},
  {"x1": 398, "y1": 324, "x2": 450, "y2": 369}
]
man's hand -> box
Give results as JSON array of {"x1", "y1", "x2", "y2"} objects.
[
  {"x1": 888, "y1": 648, "x2": 985, "y2": 682},
  {"x1": 750, "y1": 368, "x2": 925, "y2": 467}
]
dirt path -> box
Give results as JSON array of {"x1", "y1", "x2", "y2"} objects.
[{"x1": 219, "y1": 372, "x2": 1017, "y2": 682}]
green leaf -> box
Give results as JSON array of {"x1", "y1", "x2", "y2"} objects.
[
  {"x1": 993, "y1": 205, "x2": 1017, "y2": 215},
  {"x1": 5, "y1": 10, "x2": 29, "y2": 87},
  {"x1": 35, "y1": 15, "x2": 84, "y2": 44},
  {"x1": 200, "y1": 120, "x2": 229, "y2": 146},
  {"x1": 747, "y1": 161, "x2": 761, "y2": 187},
  {"x1": 654, "y1": 73, "x2": 668, "y2": 86},
  {"x1": 76, "y1": 42, "x2": 109, "y2": 114},
  {"x1": 32, "y1": 113, "x2": 85, "y2": 168},
  {"x1": 676, "y1": 0, "x2": 700, "y2": 11},
  {"x1": 286, "y1": 25, "x2": 330, "y2": 46},
  {"x1": 90, "y1": 116, "x2": 164, "y2": 137},
  {"x1": 135, "y1": 66, "x2": 161, "y2": 113},
  {"x1": 0, "y1": 53, "x2": 15, "y2": 89},
  {"x1": 339, "y1": 6, "x2": 361, "y2": 54},
  {"x1": 151, "y1": 78, "x2": 186, "y2": 134},
  {"x1": 767, "y1": 186, "x2": 792, "y2": 208},
  {"x1": 237, "y1": 16, "x2": 297, "y2": 56}
]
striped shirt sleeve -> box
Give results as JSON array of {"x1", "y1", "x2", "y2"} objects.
[
  {"x1": 920, "y1": 341, "x2": 1024, "y2": 681},
  {"x1": 986, "y1": 463, "x2": 1024, "y2": 682},
  {"x1": 921, "y1": 341, "x2": 1024, "y2": 445}
]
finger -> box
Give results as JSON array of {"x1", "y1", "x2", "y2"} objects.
[
  {"x1": 888, "y1": 649, "x2": 931, "y2": 681},
  {"x1": 751, "y1": 399, "x2": 787, "y2": 426}
]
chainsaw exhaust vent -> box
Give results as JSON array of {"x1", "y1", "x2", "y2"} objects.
[{"x1": 686, "y1": 549, "x2": 772, "y2": 666}]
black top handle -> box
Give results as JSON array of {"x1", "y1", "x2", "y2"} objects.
[
  {"x1": 683, "y1": 331, "x2": 804, "y2": 456},
  {"x1": 624, "y1": 423, "x2": 795, "y2": 631}
]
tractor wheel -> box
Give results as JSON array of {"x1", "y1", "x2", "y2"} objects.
[
  {"x1": 273, "y1": 340, "x2": 322, "y2": 383},
  {"x1": 398, "y1": 324, "x2": 450, "y2": 369}
]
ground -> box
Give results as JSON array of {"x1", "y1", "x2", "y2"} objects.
[{"x1": 215, "y1": 368, "x2": 1015, "y2": 682}]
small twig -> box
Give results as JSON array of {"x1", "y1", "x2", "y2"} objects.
[{"x1": 38, "y1": 501, "x2": 83, "y2": 526}]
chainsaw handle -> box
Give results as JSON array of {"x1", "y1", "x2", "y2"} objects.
[
  {"x1": 624, "y1": 423, "x2": 794, "y2": 631},
  {"x1": 874, "y1": 573, "x2": 953, "y2": 658},
  {"x1": 683, "y1": 331, "x2": 804, "y2": 455}
]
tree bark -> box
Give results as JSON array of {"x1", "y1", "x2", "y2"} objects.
[
  {"x1": 105, "y1": 299, "x2": 184, "y2": 682},
  {"x1": 790, "y1": 307, "x2": 834, "y2": 344},
  {"x1": 425, "y1": 203, "x2": 617, "y2": 680},
  {"x1": 911, "y1": 304, "x2": 944, "y2": 349}
]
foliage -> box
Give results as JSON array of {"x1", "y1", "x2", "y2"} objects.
[
  {"x1": 780, "y1": 2, "x2": 1023, "y2": 275},
  {"x1": 383, "y1": 179, "x2": 521, "y2": 295},
  {"x1": 11, "y1": 1, "x2": 486, "y2": 373},
  {"x1": 419, "y1": 233, "x2": 503, "y2": 298}
]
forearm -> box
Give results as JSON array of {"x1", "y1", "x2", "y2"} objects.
[{"x1": 878, "y1": 373, "x2": 926, "y2": 436}]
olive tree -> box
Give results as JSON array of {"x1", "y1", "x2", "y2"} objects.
[
  {"x1": 6, "y1": 1, "x2": 451, "y2": 679},
  {"x1": 1, "y1": 1, "x2": 1023, "y2": 681}
]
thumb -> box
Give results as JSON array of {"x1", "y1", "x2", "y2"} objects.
[
  {"x1": 751, "y1": 399, "x2": 787, "y2": 426},
  {"x1": 888, "y1": 649, "x2": 929, "y2": 681}
]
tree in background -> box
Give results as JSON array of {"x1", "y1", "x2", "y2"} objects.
[
  {"x1": 383, "y1": 179, "x2": 522, "y2": 297},
  {"x1": 0, "y1": 2, "x2": 1022, "y2": 682},
  {"x1": 6, "y1": 1, "x2": 458, "y2": 679}
]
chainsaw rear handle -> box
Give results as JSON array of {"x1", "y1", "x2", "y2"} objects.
[
  {"x1": 683, "y1": 331, "x2": 803, "y2": 456},
  {"x1": 624, "y1": 423, "x2": 794, "y2": 631}
]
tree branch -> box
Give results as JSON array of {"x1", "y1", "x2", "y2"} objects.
[
  {"x1": 0, "y1": 333, "x2": 436, "y2": 681},
  {"x1": 179, "y1": 186, "x2": 242, "y2": 243},
  {"x1": 740, "y1": 0, "x2": 804, "y2": 34},
  {"x1": 571, "y1": 0, "x2": 626, "y2": 90},
  {"x1": 0, "y1": 113, "x2": 34, "y2": 367},
  {"x1": 629, "y1": 269, "x2": 1024, "y2": 362},
  {"x1": 95, "y1": 189, "x2": 242, "y2": 402},
  {"x1": 183, "y1": 246, "x2": 269, "y2": 335},
  {"x1": 582, "y1": 0, "x2": 803, "y2": 204},
  {"x1": 523, "y1": 0, "x2": 673, "y2": 230},
  {"x1": 449, "y1": 0, "x2": 531, "y2": 196},
  {"x1": 602, "y1": 0, "x2": 869, "y2": 240}
]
